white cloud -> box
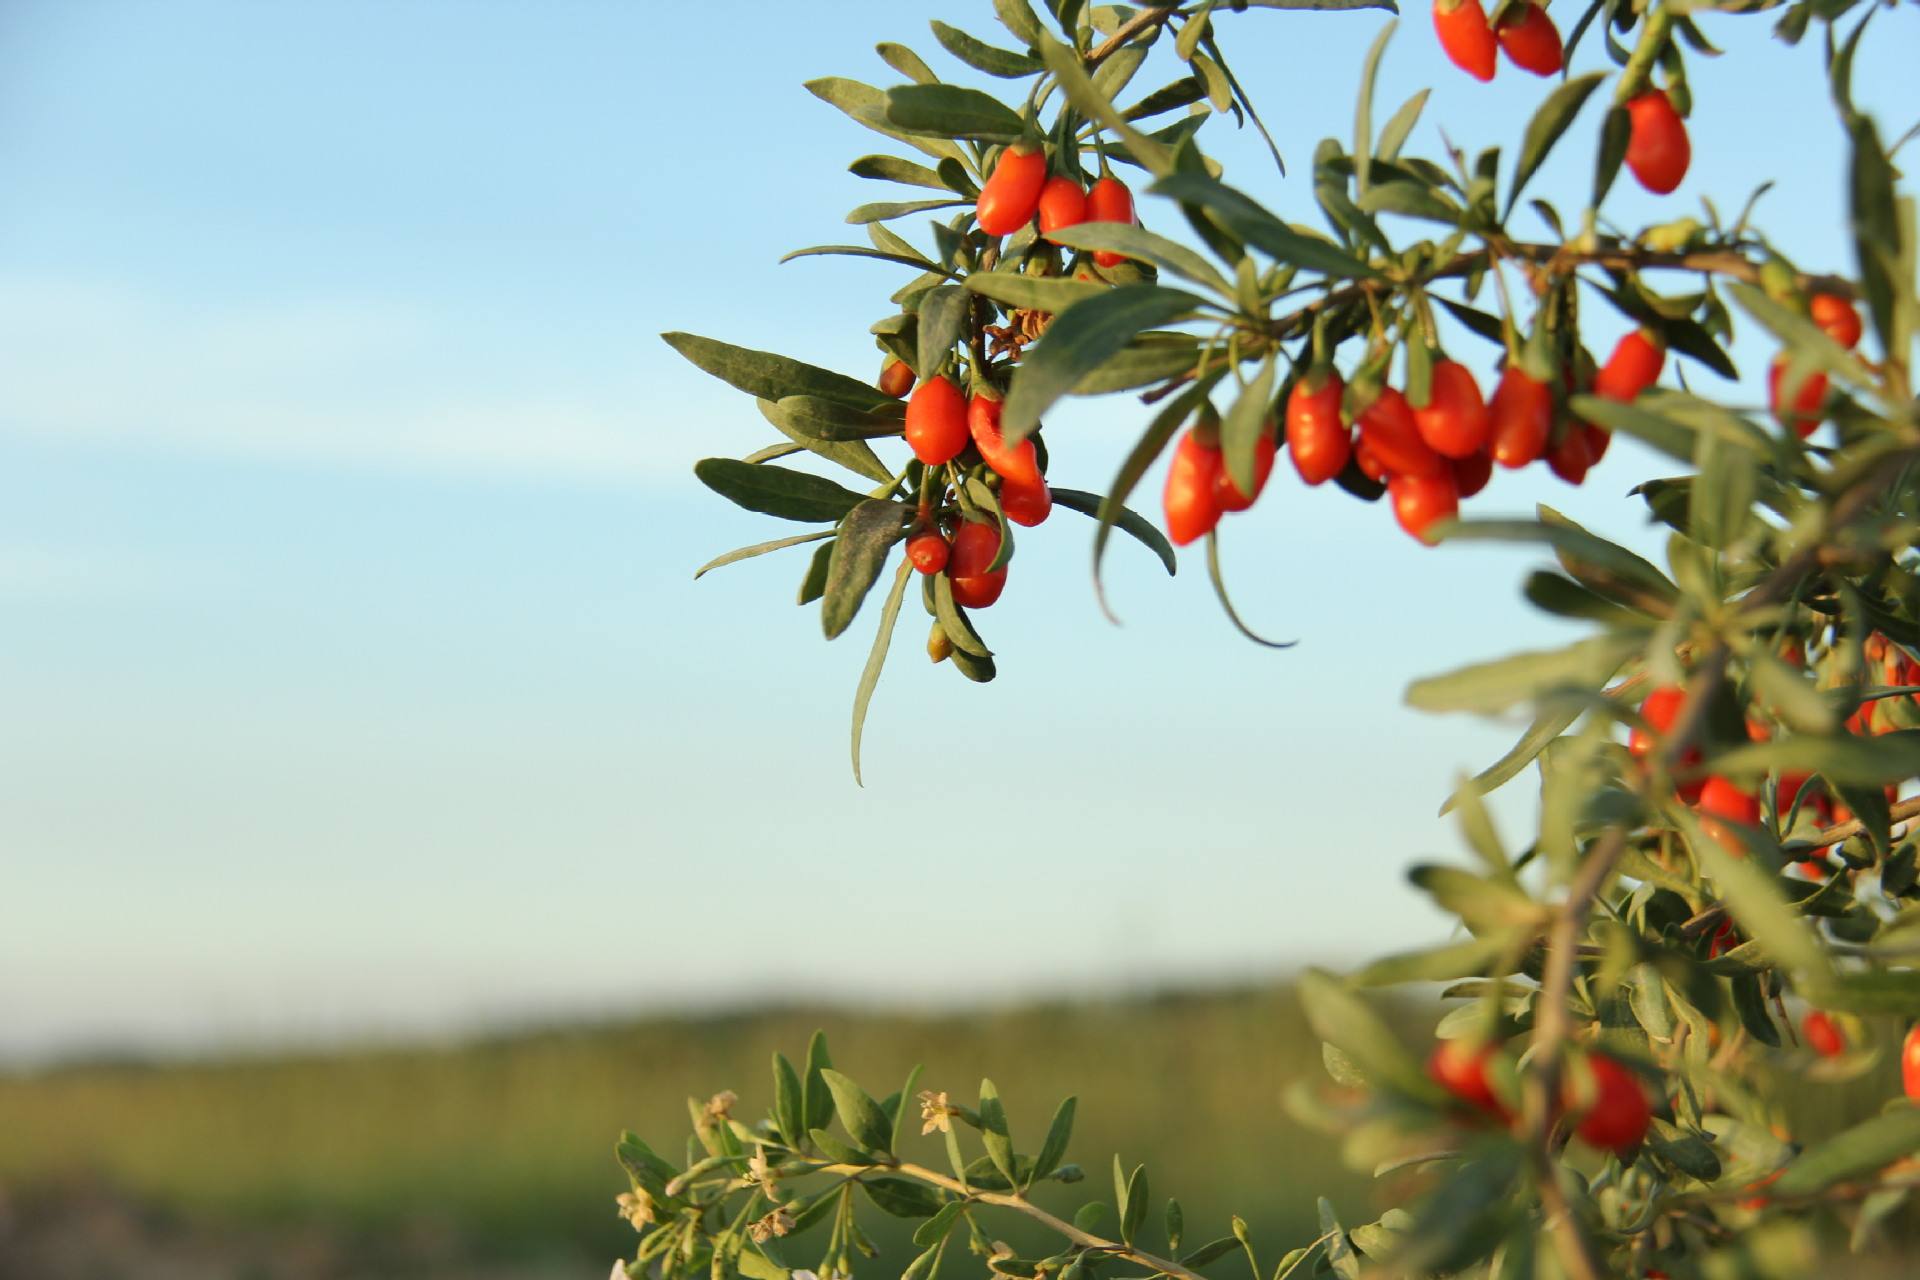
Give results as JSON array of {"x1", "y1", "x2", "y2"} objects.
[{"x1": 0, "y1": 277, "x2": 705, "y2": 483}]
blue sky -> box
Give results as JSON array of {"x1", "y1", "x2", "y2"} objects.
[{"x1": 3, "y1": 1, "x2": 1913, "y2": 1061}]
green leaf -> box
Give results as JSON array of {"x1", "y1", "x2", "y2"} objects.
[
  {"x1": 1352, "y1": 19, "x2": 1396, "y2": 198},
  {"x1": 916, "y1": 285, "x2": 971, "y2": 382},
  {"x1": 1442, "y1": 515, "x2": 1678, "y2": 609},
  {"x1": 1726, "y1": 281, "x2": 1877, "y2": 389},
  {"x1": 1320, "y1": 1198, "x2": 1360, "y2": 1280},
  {"x1": 1406, "y1": 632, "x2": 1642, "y2": 715},
  {"x1": 978, "y1": 1079, "x2": 1016, "y2": 1183},
  {"x1": 1375, "y1": 88, "x2": 1429, "y2": 163},
  {"x1": 1297, "y1": 969, "x2": 1433, "y2": 1098},
  {"x1": 885, "y1": 84, "x2": 1028, "y2": 141},
  {"x1": 1354, "y1": 933, "x2": 1519, "y2": 985},
  {"x1": 797, "y1": 541, "x2": 833, "y2": 605},
  {"x1": 1037, "y1": 34, "x2": 1172, "y2": 176},
  {"x1": 755, "y1": 400, "x2": 896, "y2": 485},
  {"x1": 1441, "y1": 705, "x2": 1580, "y2": 813},
  {"x1": 1238, "y1": 0, "x2": 1398, "y2": 8},
  {"x1": 694, "y1": 459, "x2": 870, "y2": 523},
  {"x1": 1772, "y1": 1106, "x2": 1920, "y2": 1197},
  {"x1": 851, "y1": 561, "x2": 913, "y2": 786},
  {"x1": 930, "y1": 20, "x2": 1042, "y2": 76},
  {"x1": 1849, "y1": 116, "x2": 1901, "y2": 358},
  {"x1": 809, "y1": 1127, "x2": 875, "y2": 1165},
  {"x1": 1750, "y1": 652, "x2": 1838, "y2": 735},
  {"x1": 1694, "y1": 836, "x2": 1827, "y2": 979},
  {"x1": 1072, "y1": 334, "x2": 1206, "y2": 393},
  {"x1": 1592, "y1": 103, "x2": 1630, "y2": 207},
  {"x1": 850, "y1": 154, "x2": 951, "y2": 191},
  {"x1": 1815, "y1": 970, "x2": 1920, "y2": 1014},
  {"x1": 1031, "y1": 1096, "x2": 1077, "y2": 1184},
  {"x1": 1120, "y1": 1164, "x2": 1148, "y2": 1245},
  {"x1": 933, "y1": 574, "x2": 993, "y2": 658},
  {"x1": 991, "y1": 0, "x2": 1046, "y2": 48},
  {"x1": 847, "y1": 198, "x2": 967, "y2": 224},
  {"x1": 1043, "y1": 223, "x2": 1236, "y2": 296},
  {"x1": 914, "y1": 1199, "x2": 966, "y2": 1248},
  {"x1": 1506, "y1": 72, "x2": 1606, "y2": 218},
  {"x1": 965, "y1": 271, "x2": 1110, "y2": 313},
  {"x1": 1358, "y1": 180, "x2": 1464, "y2": 225},
  {"x1": 803, "y1": 1031, "x2": 835, "y2": 1132},
  {"x1": 695, "y1": 530, "x2": 836, "y2": 580},
  {"x1": 781, "y1": 243, "x2": 946, "y2": 275},
  {"x1": 1204, "y1": 533, "x2": 1296, "y2": 649},
  {"x1": 822, "y1": 501, "x2": 910, "y2": 639},
  {"x1": 1083, "y1": 380, "x2": 1213, "y2": 621},
  {"x1": 1051, "y1": 485, "x2": 1177, "y2": 576},
  {"x1": 1219, "y1": 356, "x2": 1276, "y2": 497},
  {"x1": 861, "y1": 1176, "x2": 944, "y2": 1218},
  {"x1": 1713, "y1": 731, "x2": 1920, "y2": 787},
  {"x1": 770, "y1": 395, "x2": 906, "y2": 443},
  {"x1": 772, "y1": 1052, "x2": 806, "y2": 1150},
  {"x1": 822, "y1": 1068, "x2": 894, "y2": 1156},
  {"x1": 1150, "y1": 172, "x2": 1380, "y2": 278},
  {"x1": 1002, "y1": 285, "x2": 1206, "y2": 440},
  {"x1": 664, "y1": 332, "x2": 894, "y2": 413},
  {"x1": 804, "y1": 77, "x2": 966, "y2": 163},
  {"x1": 875, "y1": 42, "x2": 939, "y2": 86}
]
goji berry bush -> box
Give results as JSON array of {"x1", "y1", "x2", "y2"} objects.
[{"x1": 628, "y1": 0, "x2": 1920, "y2": 1276}]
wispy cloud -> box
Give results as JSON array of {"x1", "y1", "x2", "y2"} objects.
[{"x1": 0, "y1": 277, "x2": 704, "y2": 482}]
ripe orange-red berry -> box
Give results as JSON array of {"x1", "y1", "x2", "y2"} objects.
[
  {"x1": 906, "y1": 531, "x2": 950, "y2": 575},
  {"x1": 1389, "y1": 470, "x2": 1459, "y2": 544},
  {"x1": 999, "y1": 473, "x2": 1053, "y2": 527},
  {"x1": 1802, "y1": 1010, "x2": 1846, "y2": 1058},
  {"x1": 1359, "y1": 386, "x2": 1444, "y2": 478},
  {"x1": 1594, "y1": 330, "x2": 1666, "y2": 403},
  {"x1": 948, "y1": 521, "x2": 1007, "y2": 608},
  {"x1": 879, "y1": 358, "x2": 915, "y2": 399},
  {"x1": 1810, "y1": 292, "x2": 1863, "y2": 349},
  {"x1": 1769, "y1": 355, "x2": 1827, "y2": 438},
  {"x1": 1286, "y1": 370, "x2": 1350, "y2": 486},
  {"x1": 1904, "y1": 1025, "x2": 1920, "y2": 1101},
  {"x1": 905, "y1": 376, "x2": 970, "y2": 464},
  {"x1": 1414, "y1": 360, "x2": 1492, "y2": 459},
  {"x1": 967, "y1": 390, "x2": 1043, "y2": 488},
  {"x1": 1496, "y1": 2, "x2": 1562, "y2": 76},
  {"x1": 1037, "y1": 175, "x2": 1089, "y2": 243},
  {"x1": 1163, "y1": 428, "x2": 1224, "y2": 546},
  {"x1": 1569, "y1": 1055, "x2": 1651, "y2": 1154},
  {"x1": 1084, "y1": 175, "x2": 1136, "y2": 267},
  {"x1": 1625, "y1": 91, "x2": 1690, "y2": 195},
  {"x1": 1433, "y1": 0, "x2": 1498, "y2": 82},
  {"x1": 1546, "y1": 424, "x2": 1594, "y2": 485},
  {"x1": 1488, "y1": 366, "x2": 1552, "y2": 469},
  {"x1": 1426, "y1": 1039, "x2": 1506, "y2": 1117},
  {"x1": 976, "y1": 145, "x2": 1047, "y2": 237},
  {"x1": 1452, "y1": 449, "x2": 1493, "y2": 499},
  {"x1": 1214, "y1": 434, "x2": 1278, "y2": 513}
]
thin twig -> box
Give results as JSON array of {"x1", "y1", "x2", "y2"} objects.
[{"x1": 1086, "y1": 4, "x2": 1183, "y2": 69}]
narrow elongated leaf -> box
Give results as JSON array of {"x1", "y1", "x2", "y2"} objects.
[
  {"x1": 914, "y1": 1200, "x2": 966, "y2": 1248},
  {"x1": 772, "y1": 1052, "x2": 806, "y2": 1150},
  {"x1": 1407, "y1": 632, "x2": 1642, "y2": 714},
  {"x1": 804, "y1": 77, "x2": 965, "y2": 163},
  {"x1": 1298, "y1": 969, "x2": 1435, "y2": 1098},
  {"x1": 1052, "y1": 486, "x2": 1176, "y2": 576},
  {"x1": 851, "y1": 562, "x2": 912, "y2": 786},
  {"x1": 1239, "y1": 0, "x2": 1398, "y2": 8},
  {"x1": 1085, "y1": 381, "x2": 1213, "y2": 620},
  {"x1": 665, "y1": 332, "x2": 893, "y2": 412},
  {"x1": 1219, "y1": 356, "x2": 1276, "y2": 495},
  {"x1": 1037, "y1": 34, "x2": 1172, "y2": 176},
  {"x1": 861, "y1": 1176, "x2": 944, "y2": 1217},
  {"x1": 933, "y1": 574, "x2": 993, "y2": 657},
  {"x1": 875, "y1": 43, "x2": 938, "y2": 86},
  {"x1": 1352, "y1": 19, "x2": 1396, "y2": 197},
  {"x1": 1002, "y1": 285, "x2": 1206, "y2": 440},
  {"x1": 847, "y1": 198, "x2": 967, "y2": 224},
  {"x1": 1072, "y1": 334, "x2": 1205, "y2": 393},
  {"x1": 1359, "y1": 181, "x2": 1464, "y2": 225},
  {"x1": 885, "y1": 84, "x2": 1028, "y2": 141},
  {"x1": 1772, "y1": 1107, "x2": 1920, "y2": 1197},
  {"x1": 1044, "y1": 222, "x2": 1235, "y2": 295},
  {"x1": 696, "y1": 530, "x2": 835, "y2": 580},
  {"x1": 1506, "y1": 72, "x2": 1606, "y2": 217},
  {"x1": 991, "y1": 0, "x2": 1046, "y2": 47},
  {"x1": 756, "y1": 400, "x2": 895, "y2": 485},
  {"x1": 1695, "y1": 836, "x2": 1827, "y2": 978},
  {"x1": 803, "y1": 1031, "x2": 835, "y2": 1132},
  {"x1": 1376, "y1": 88, "x2": 1428, "y2": 162},
  {"x1": 1441, "y1": 516, "x2": 1677, "y2": 607},
  {"x1": 772, "y1": 395, "x2": 905, "y2": 443},
  {"x1": 930, "y1": 20, "x2": 1042, "y2": 76},
  {"x1": 1440, "y1": 704, "x2": 1579, "y2": 813},
  {"x1": 1712, "y1": 731, "x2": 1920, "y2": 786},
  {"x1": 781, "y1": 244, "x2": 949, "y2": 275},
  {"x1": 916, "y1": 285, "x2": 971, "y2": 381},
  {"x1": 822, "y1": 1068, "x2": 894, "y2": 1156},
  {"x1": 1030, "y1": 1096, "x2": 1076, "y2": 1184},
  {"x1": 978, "y1": 1079, "x2": 1016, "y2": 1182},
  {"x1": 695, "y1": 459, "x2": 870, "y2": 523},
  {"x1": 965, "y1": 271, "x2": 1110, "y2": 312},
  {"x1": 1150, "y1": 172, "x2": 1380, "y2": 278},
  {"x1": 850, "y1": 154, "x2": 950, "y2": 190},
  {"x1": 822, "y1": 501, "x2": 910, "y2": 638}
]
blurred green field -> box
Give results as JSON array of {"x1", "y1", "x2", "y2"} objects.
[
  {"x1": 0, "y1": 985, "x2": 1383, "y2": 1276},
  {"x1": 5, "y1": 982, "x2": 1914, "y2": 1278}
]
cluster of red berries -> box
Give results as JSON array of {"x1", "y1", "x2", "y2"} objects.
[
  {"x1": 1433, "y1": 0, "x2": 1690, "y2": 195},
  {"x1": 1426, "y1": 1038, "x2": 1652, "y2": 1154},
  {"x1": 889, "y1": 366, "x2": 1054, "y2": 608},
  {"x1": 1769, "y1": 292, "x2": 1861, "y2": 437},
  {"x1": 975, "y1": 143, "x2": 1136, "y2": 257},
  {"x1": 1160, "y1": 328, "x2": 1666, "y2": 547}
]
